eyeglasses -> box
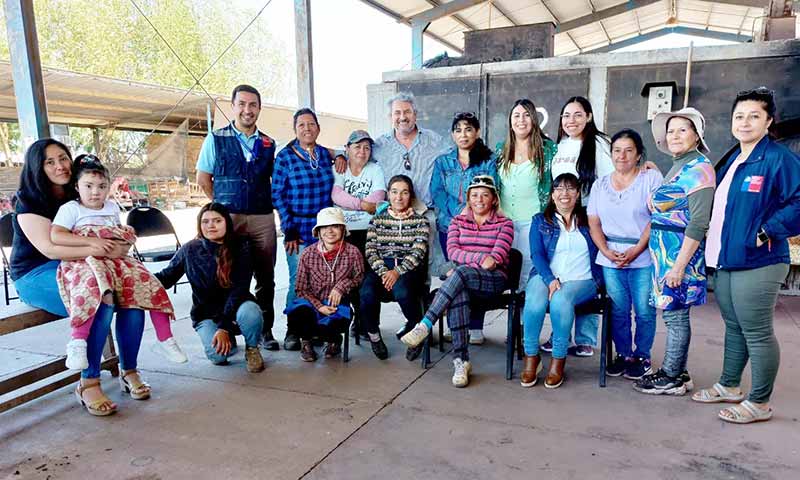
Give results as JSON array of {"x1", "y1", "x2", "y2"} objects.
[
  {"x1": 737, "y1": 86, "x2": 774, "y2": 98},
  {"x1": 553, "y1": 186, "x2": 579, "y2": 193},
  {"x1": 403, "y1": 152, "x2": 411, "y2": 171}
]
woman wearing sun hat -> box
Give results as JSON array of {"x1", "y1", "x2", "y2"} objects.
[
  {"x1": 633, "y1": 107, "x2": 716, "y2": 396},
  {"x1": 285, "y1": 207, "x2": 365, "y2": 362},
  {"x1": 401, "y1": 175, "x2": 514, "y2": 388}
]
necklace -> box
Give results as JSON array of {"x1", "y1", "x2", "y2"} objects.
[
  {"x1": 291, "y1": 144, "x2": 319, "y2": 170},
  {"x1": 319, "y1": 241, "x2": 343, "y2": 285}
]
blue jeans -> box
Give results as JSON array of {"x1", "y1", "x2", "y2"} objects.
[
  {"x1": 284, "y1": 243, "x2": 308, "y2": 309},
  {"x1": 14, "y1": 260, "x2": 68, "y2": 317},
  {"x1": 523, "y1": 275, "x2": 597, "y2": 359},
  {"x1": 603, "y1": 266, "x2": 656, "y2": 359},
  {"x1": 82, "y1": 302, "x2": 145, "y2": 379},
  {"x1": 194, "y1": 301, "x2": 263, "y2": 365},
  {"x1": 661, "y1": 307, "x2": 691, "y2": 377}
]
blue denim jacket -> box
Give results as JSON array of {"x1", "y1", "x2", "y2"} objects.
[
  {"x1": 528, "y1": 212, "x2": 603, "y2": 288},
  {"x1": 715, "y1": 136, "x2": 800, "y2": 270},
  {"x1": 430, "y1": 147, "x2": 498, "y2": 233}
]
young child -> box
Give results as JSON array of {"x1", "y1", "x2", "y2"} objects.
[
  {"x1": 51, "y1": 154, "x2": 187, "y2": 370},
  {"x1": 284, "y1": 207, "x2": 364, "y2": 362}
]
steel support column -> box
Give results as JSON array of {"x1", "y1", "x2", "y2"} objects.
[
  {"x1": 411, "y1": 22, "x2": 429, "y2": 69},
  {"x1": 4, "y1": 0, "x2": 49, "y2": 147},
  {"x1": 294, "y1": 0, "x2": 315, "y2": 109}
]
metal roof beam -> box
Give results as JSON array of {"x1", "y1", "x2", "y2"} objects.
[
  {"x1": 408, "y1": 0, "x2": 486, "y2": 25},
  {"x1": 590, "y1": 26, "x2": 752, "y2": 53},
  {"x1": 424, "y1": 0, "x2": 479, "y2": 32},
  {"x1": 358, "y1": 0, "x2": 464, "y2": 53},
  {"x1": 557, "y1": 0, "x2": 662, "y2": 33},
  {"x1": 489, "y1": 1, "x2": 520, "y2": 25}
]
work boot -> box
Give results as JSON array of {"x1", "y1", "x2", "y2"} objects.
[
  {"x1": 545, "y1": 357, "x2": 566, "y2": 389},
  {"x1": 245, "y1": 346, "x2": 265, "y2": 373},
  {"x1": 284, "y1": 333, "x2": 301, "y2": 351},
  {"x1": 300, "y1": 340, "x2": 317, "y2": 362},
  {"x1": 520, "y1": 354, "x2": 542, "y2": 388}
]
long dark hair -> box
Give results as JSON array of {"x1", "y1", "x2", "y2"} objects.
[
  {"x1": 196, "y1": 202, "x2": 236, "y2": 289},
  {"x1": 542, "y1": 173, "x2": 588, "y2": 228},
  {"x1": 451, "y1": 112, "x2": 492, "y2": 167},
  {"x1": 557, "y1": 96, "x2": 609, "y2": 192},
  {"x1": 499, "y1": 98, "x2": 549, "y2": 177},
  {"x1": 17, "y1": 138, "x2": 77, "y2": 210}
]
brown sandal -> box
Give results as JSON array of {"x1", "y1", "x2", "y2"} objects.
[
  {"x1": 120, "y1": 370, "x2": 151, "y2": 400},
  {"x1": 75, "y1": 382, "x2": 117, "y2": 416}
]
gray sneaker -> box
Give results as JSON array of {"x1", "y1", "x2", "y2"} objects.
[{"x1": 245, "y1": 346, "x2": 265, "y2": 373}]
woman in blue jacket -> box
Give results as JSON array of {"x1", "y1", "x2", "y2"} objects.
[
  {"x1": 694, "y1": 88, "x2": 800, "y2": 424},
  {"x1": 520, "y1": 173, "x2": 603, "y2": 389}
]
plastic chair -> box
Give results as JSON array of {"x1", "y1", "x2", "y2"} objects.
[
  {"x1": 428, "y1": 248, "x2": 524, "y2": 369},
  {"x1": 125, "y1": 206, "x2": 185, "y2": 291},
  {"x1": 505, "y1": 286, "x2": 612, "y2": 387},
  {"x1": 0, "y1": 213, "x2": 18, "y2": 305}
]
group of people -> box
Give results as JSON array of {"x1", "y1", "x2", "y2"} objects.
[{"x1": 8, "y1": 84, "x2": 799, "y2": 425}]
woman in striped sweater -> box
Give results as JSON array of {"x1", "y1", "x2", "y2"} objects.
[
  {"x1": 359, "y1": 175, "x2": 429, "y2": 361},
  {"x1": 402, "y1": 175, "x2": 514, "y2": 387}
]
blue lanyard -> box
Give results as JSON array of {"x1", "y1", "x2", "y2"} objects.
[{"x1": 235, "y1": 132, "x2": 259, "y2": 161}]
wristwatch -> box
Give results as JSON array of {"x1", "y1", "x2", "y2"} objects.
[{"x1": 757, "y1": 227, "x2": 770, "y2": 245}]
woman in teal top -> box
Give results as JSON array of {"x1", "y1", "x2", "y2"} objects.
[{"x1": 495, "y1": 98, "x2": 557, "y2": 291}]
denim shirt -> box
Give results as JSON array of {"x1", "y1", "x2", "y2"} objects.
[
  {"x1": 528, "y1": 212, "x2": 603, "y2": 288},
  {"x1": 430, "y1": 147, "x2": 499, "y2": 233}
]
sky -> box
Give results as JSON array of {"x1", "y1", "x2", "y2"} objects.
[{"x1": 238, "y1": 0, "x2": 736, "y2": 120}]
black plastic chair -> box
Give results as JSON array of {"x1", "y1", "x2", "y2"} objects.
[
  {"x1": 1, "y1": 213, "x2": 18, "y2": 305},
  {"x1": 428, "y1": 248, "x2": 524, "y2": 368},
  {"x1": 125, "y1": 206, "x2": 185, "y2": 291},
  {"x1": 505, "y1": 286, "x2": 613, "y2": 387}
]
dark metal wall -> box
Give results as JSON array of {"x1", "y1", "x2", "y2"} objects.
[{"x1": 396, "y1": 55, "x2": 800, "y2": 172}]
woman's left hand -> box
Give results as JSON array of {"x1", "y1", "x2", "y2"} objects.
[
  {"x1": 615, "y1": 246, "x2": 644, "y2": 268},
  {"x1": 664, "y1": 267, "x2": 684, "y2": 289},
  {"x1": 328, "y1": 288, "x2": 343, "y2": 307},
  {"x1": 480, "y1": 256, "x2": 497, "y2": 270},
  {"x1": 643, "y1": 160, "x2": 660, "y2": 171}
]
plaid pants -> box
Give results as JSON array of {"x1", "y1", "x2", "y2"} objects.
[{"x1": 424, "y1": 265, "x2": 507, "y2": 361}]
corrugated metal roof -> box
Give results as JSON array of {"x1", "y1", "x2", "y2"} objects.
[{"x1": 361, "y1": 0, "x2": 793, "y2": 57}]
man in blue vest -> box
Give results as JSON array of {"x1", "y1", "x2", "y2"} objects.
[{"x1": 196, "y1": 84, "x2": 280, "y2": 351}]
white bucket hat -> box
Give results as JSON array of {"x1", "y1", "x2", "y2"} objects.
[
  {"x1": 312, "y1": 207, "x2": 349, "y2": 238},
  {"x1": 651, "y1": 107, "x2": 710, "y2": 155}
]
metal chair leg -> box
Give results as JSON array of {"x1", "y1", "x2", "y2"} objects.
[
  {"x1": 343, "y1": 325, "x2": 350, "y2": 363},
  {"x1": 438, "y1": 318, "x2": 445, "y2": 353},
  {"x1": 599, "y1": 300, "x2": 610, "y2": 387},
  {"x1": 421, "y1": 335, "x2": 431, "y2": 369},
  {"x1": 506, "y1": 299, "x2": 514, "y2": 380}
]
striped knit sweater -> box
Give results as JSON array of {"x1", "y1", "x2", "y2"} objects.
[
  {"x1": 447, "y1": 209, "x2": 514, "y2": 274},
  {"x1": 365, "y1": 208, "x2": 429, "y2": 276}
]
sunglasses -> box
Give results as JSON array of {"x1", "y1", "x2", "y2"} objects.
[
  {"x1": 454, "y1": 111, "x2": 477, "y2": 119},
  {"x1": 469, "y1": 175, "x2": 495, "y2": 188},
  {"x1": 403, "y1": 152, "x2": 411, "y2": 171},
  {"x1": 737, "y1": 86, "x2": 774, "y2": 98}
]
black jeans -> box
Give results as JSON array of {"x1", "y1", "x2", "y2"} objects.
[
  {"x1": 359, "y1": 263, "x2": 425, "y2": 335},
  {"x1": 287, "y1": 305, "x2": 348, "y2": 342}
]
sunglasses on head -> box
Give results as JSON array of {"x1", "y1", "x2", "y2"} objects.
[
  {"x1": 737, "y1": 86, "x2": 774, "y2": 98},
  {"x1": 453, "y1": 111, "x2": 477, "y2": 120}
]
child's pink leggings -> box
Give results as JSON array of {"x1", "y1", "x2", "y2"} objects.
[{"x1": 72, "y1": 310, "x2": 173, "y2": 341}]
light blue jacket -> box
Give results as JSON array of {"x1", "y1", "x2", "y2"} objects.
[{"x1": 430, "y1": 147, "x2": 498, "y2": 233}]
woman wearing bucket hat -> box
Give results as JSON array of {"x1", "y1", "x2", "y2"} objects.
[
  {"x1": 693, "y1": 87, "x2": 800, "y2": 424},
  {"x1": 284, "y1": 207, "x2": 365, "y2": 362},
  {"x1": 401, "y1": 175, "x2": 514, "y2": 387},
  {"x1": 332, "y1": 130, "x2": 386, "y2": 341},
  {"x1": 633, "y1": 107, "x2": 716, "y2": 396}
]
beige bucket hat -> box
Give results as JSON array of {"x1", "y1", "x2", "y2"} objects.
[
  {"x1": 651, "y1": 107, "x2": 710, "y2": 155},
  {"x1": 312, "y1": 207, "x2": 349, "y2": 238}
]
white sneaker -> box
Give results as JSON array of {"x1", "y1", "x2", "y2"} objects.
[
  {"x1": 452, "y1": 358, "x2": 472, "y2": 388},
  {"x1": 468, "y1": 329, "x2": 485, "y2": 345},
  {"x1": 401, "y1": 322, "x2": 430, "y2": 347},
  {"x1": 65, "y1": 339, "x2": 89, "y2": 370},
  {"x1": 156, "y1": 337, "x2": 188, "y2": 363}
]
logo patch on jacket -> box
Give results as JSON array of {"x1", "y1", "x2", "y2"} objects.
[
  {"x1": 741, "y1": 175, "x2": 764, "y2": 193},
  {"x1": 261, "y1": 136, "x2": 273, "y2": 148}
]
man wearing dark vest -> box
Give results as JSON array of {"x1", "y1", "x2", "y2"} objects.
[{"x1": 196, "y1": 84, "x2": 280, "y2": 351}]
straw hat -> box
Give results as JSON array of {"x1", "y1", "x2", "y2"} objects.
[
  {"x1": 651, "y1": 107, "x2": 710, "y2": 155},
  {"x1": 312, "y1": 207, "x2": 349, "y2": 238}
]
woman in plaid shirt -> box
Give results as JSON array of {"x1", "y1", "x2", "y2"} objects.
[{"x1": 285, "y1": 207, "x2": 364, "y2": 362}]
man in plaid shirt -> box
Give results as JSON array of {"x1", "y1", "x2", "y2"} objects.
[{"x1": 272, "y1": 108, "x2": 334, "y2": 350}]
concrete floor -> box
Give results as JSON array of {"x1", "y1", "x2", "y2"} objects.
[{"x1": 2, "y1": 264, "x2": 800, "y2": 479}]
